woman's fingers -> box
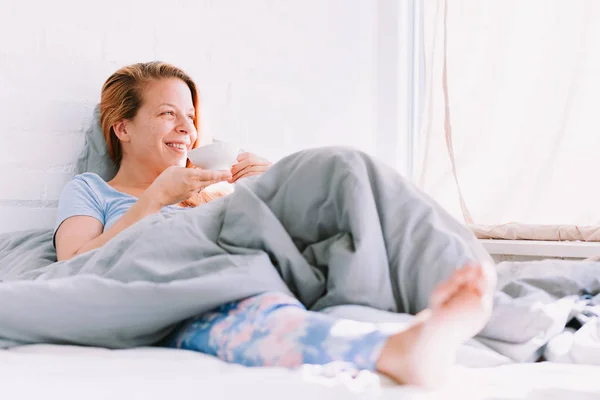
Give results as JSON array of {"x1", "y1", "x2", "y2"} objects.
[
  {"x1": 229, "y1": 152, "x2": 272, "y2": 183},
  {"x1": 189, "y1": 168, "x2": 232, "y2": 188},
  {"x1": 230, "y1": 157, "x2": 270, "y2": 176},
  {"x1": 230, "y1": 158, "x2": 253, "y2": 176},
  {"x1": 236, "y1": 152, "x2": 252, "y2": 161},
  {"x1": 230, "y1": 165, "x2": 270, "y2": 182}
]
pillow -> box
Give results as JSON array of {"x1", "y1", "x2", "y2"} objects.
[
  {"x1": 75, "y1": 104, "x2": 118, "y2": 180},
  {"x1": 75, "y1": 104, "x2": 216, "y2": 180}
]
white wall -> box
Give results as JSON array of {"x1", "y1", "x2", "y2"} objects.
[{"x1": 0, "y1": 0, "x2": 406, "y2": 233}]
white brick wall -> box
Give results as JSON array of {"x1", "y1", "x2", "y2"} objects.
[{"x1": 0, "y1": 0, "x2": 400, "y2": 233}]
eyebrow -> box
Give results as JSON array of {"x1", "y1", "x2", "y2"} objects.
[{"x1": 159, "y1": 103, "x2": 195, "y2": 113}]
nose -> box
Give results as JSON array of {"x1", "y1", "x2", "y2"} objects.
[{"x1": 177, "y1": 115, "x2": 195, "y2": 135}]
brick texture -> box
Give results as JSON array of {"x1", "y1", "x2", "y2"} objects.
[{"x1": 0, "y1": 0, "x2": 378, "y2": 232}]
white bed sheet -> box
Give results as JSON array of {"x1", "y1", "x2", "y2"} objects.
[
  {"x1": 2, "y1": 345, "x2": 600, "y2": 400},
  {"x1": 2, "y1": 306, "x2": 599, "y2": 400}
]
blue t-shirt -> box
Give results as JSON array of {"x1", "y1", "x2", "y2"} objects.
[{"x1": 54, "y1": 172, "x2": 186, "y2": 247}]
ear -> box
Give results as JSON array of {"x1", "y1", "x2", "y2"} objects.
[{"x1": 112, "y1": 119, "x2": 131, "y2": 142}]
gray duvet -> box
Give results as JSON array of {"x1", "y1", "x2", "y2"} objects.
[{"x1": 0, "y1": 147, "x2": 598, "y2": 364}]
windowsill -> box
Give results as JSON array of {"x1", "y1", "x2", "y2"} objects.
[{"x1": 479, "y1": 239, "x2": 600, "y2": 259}]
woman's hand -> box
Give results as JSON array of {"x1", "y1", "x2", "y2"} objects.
[
  {"x1": 144, "y1": 166, "x2": 232, "y2": 208},
  {"x1": 229, "y1": 152, "x2": 272, "y2": 183}
]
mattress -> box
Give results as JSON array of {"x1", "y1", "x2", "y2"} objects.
[{"x1": 2, "y1": 306, "x2": 599, "y2": 400}]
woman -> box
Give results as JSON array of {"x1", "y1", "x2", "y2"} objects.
[{"x1": 54, "y1": 61, "x2": 495, "y2": 388}]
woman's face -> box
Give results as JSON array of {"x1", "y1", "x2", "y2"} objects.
[{"x1": 120, "y1": 78, "x2": 198, "y2": 171}]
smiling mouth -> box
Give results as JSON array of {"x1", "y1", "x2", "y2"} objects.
[{"x1": 165, "y1": 143, "x2": 187, "y2": 153}]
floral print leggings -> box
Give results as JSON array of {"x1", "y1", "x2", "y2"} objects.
[{"x1": 165, "y1": 292, "x2": 391, "y2": 371}]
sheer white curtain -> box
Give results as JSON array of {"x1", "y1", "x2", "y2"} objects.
[{"x1": 418, "y1": 0, "x2": 600, "y2": 241}]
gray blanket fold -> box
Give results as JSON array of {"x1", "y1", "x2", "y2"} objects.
[{"x1": 0, "y1": 147, "x2": 598, "y2": 365}]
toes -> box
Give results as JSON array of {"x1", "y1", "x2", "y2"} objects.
[
  {"x1": 430, "y1": 280, "x2": 456, "y2": 308},
  {"x1": 456, "y1": 264, "x2": 478, "y2": 284},
  {"x1": 465, "y1": 265, "x2": 485, "y2": 295},
  {"x1": 429, "y1": 263, "x2": 493, "y2": 309},
  {"x1": 430, "y1": 266, "x2": 473, "y2": 308},
  {"x1": 466, "y1": 263, "x2": 497, "y2": 297},
  {"x1": 481, "y1": 262, "x2": 498, "y2": 292}
]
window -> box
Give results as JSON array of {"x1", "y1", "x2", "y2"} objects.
[{"x1": 416, "y1": 0, "x2": 600, "y2": 241}]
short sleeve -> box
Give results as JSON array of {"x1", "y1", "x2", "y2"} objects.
[{"x1": 53, "y1": 175, "x2": 105, "y2": 247}]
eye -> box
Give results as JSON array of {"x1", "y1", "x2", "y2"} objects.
[
  {"x1": 187, "y1": 114, "x2": 195, "y2": 122},
  {"x1": 162, "y1": 111, "x2": 175, "y2": 116}
]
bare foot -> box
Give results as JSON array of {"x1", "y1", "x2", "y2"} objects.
[{"x1": 376, "y1": 263, "x2": 496, "y2": 389}]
